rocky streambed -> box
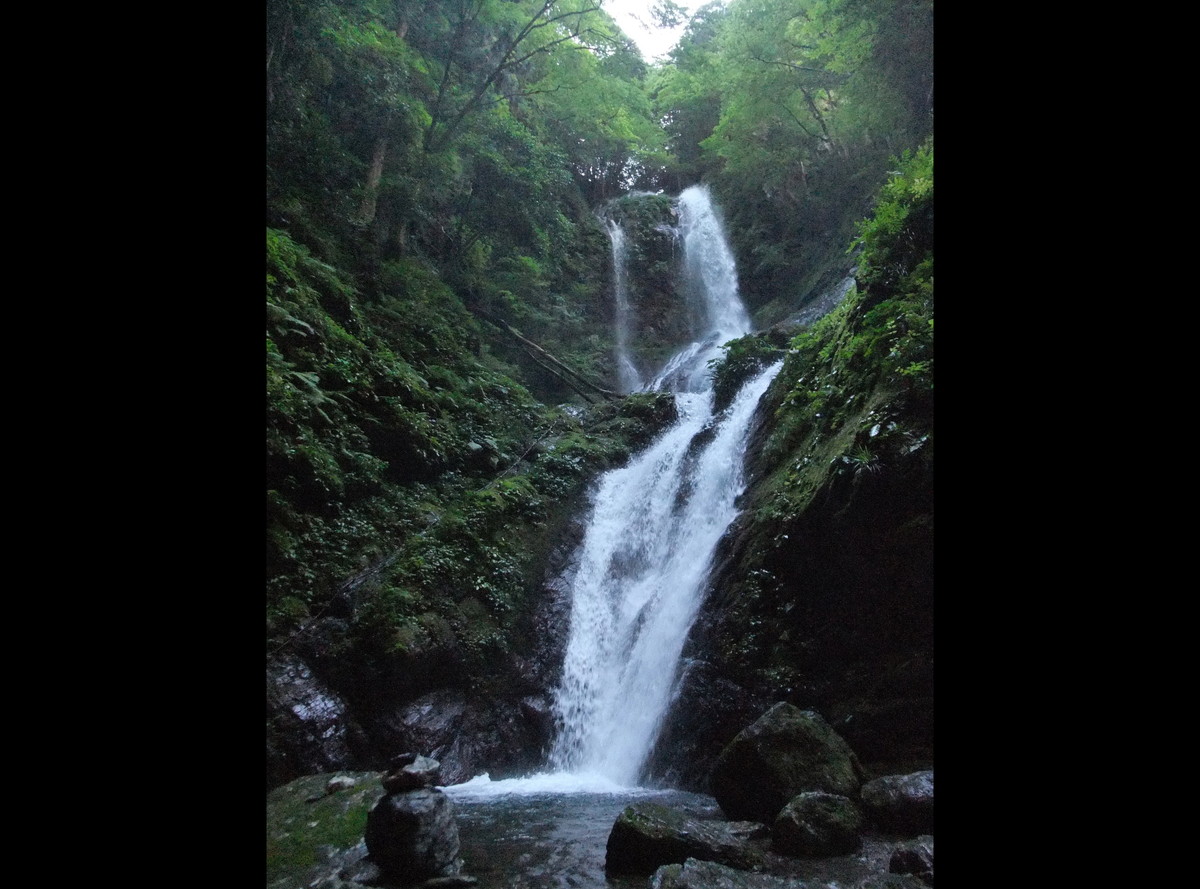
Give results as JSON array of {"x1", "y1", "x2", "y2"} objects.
[
  {"x1": 267, "y1": 773, "x2": 931, "y2": 889},
  {"x1": 267, "y1": 704, "x2": 933, "y2": 889}
]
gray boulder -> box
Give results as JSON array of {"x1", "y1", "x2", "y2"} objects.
[
  {"x1": 860, "y1": 771, "x2": 934, "y2": 834},
  {"x1": 605, "y1": 803, "x2": 766, "y2": 875},
  {"x1": 710, "y1": 703, "x2": 865, "y2": 823},
  {"x1": 364, "y1": 787, "x2": 462, "y2": 883},
  {"x1": 772, "y1": 791, "x2": 862, "y2": 857}
]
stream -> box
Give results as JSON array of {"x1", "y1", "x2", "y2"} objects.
[
  {"x1": 446, "y1": 776, "x2": 719, "y2": 889},
  {"x1": 443, "y1": 775, "x2": 904, "y2": 888}
]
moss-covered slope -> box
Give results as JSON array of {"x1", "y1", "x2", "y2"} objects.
[{"x1": 267, "y1": 223, "x2": 685, "y2": 788}]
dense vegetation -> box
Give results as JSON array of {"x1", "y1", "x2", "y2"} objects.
[
  {"x1": 740, "y1": 141, "x2": 933, "y2": 703},
  {"x1": 651, "y1": 0, "x2": 933, "y2": 321},
  {"x1": 266, "y1": 0, "x2": 933, "y2": 787}
]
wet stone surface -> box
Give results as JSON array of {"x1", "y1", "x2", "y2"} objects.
[{"x1": 446, "y1": 787, "x2": 908, "y2": 889}]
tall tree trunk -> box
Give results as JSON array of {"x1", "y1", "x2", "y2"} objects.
[{"x1": 356, "y1": 136, "x2": 388, "y2": 226}]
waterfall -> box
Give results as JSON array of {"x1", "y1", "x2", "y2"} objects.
[
  {"x1": 441, "y1": 187, "x2": 777, "y2": 800},
  {"x1": 605, "y1": 218, "x2": 643, "y2": 394},
  {"x1": 544, "y1": 185, "x2": 780, "y2": 786},
  {"x1": 645, "y1": 186, "x2": 751, "y2": 394},
  {"x1": 546, "y1": 363, "x2": 780, "y2": 785}
]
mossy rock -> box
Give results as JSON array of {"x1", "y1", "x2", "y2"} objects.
[
  {"x1": 266, "y1": 771, "x2": 383, "y2": 889},
  {"x1": 772, "y1": 791, "x2": 863, "y2": 857},
  {"x1": 710, "y1": 703, "x2": 865, "y2": 823},
  {"x1": 606, "y1": 803, "x2": 764, "y2": 875}
]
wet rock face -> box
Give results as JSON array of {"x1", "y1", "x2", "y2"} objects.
[
  {"x1": 605, "y1": 802, "x2": 765, "y2": 875},
  {"x1": 771, "y1": 791, "x2": 863, "y2": 857},
  {"x1": 861, "y1": 771, "x2": 934, "y2": 835},
  {"x1": 644, "y1": 659, "x2": 771, "y2": 793},
  {"x1": 364, "y1": 788, "x2": 462, "y2": 883},
  {"x1": 710, "y1": 702, "x2": 865, "y2": 823},
  {"x1": 367, "y1": 688, "x2": 551, "y2": 786},
  {"x1": 605, "y1": 193, "x2": 692, "y2": 370},
  {"x1": 266, "y1": 653, "x2": 364, "y2": 789}
]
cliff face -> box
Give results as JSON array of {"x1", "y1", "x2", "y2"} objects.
[
  {"x1": 647, "y1": 148, "x2": 934, "y2": 789},
  {"x1": 646, "y1": 372, "x2": 934, "y2": 789},
  {"x1": 601, "y1": 193, "x2": 694, "y2": 381}
]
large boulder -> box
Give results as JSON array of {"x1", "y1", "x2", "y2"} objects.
[
  {"x1": 860, "y1": 771, "x2": 934, "y2": 834},
  {"x1": 267, "y1": 771, "x2": 385, "y2": 889},
  {"x1": 364, "y1": 787, "x2": 462, "y2": 882},
  {"x1": 605, "y1": 803, "x2": 766, "y2": 875},
  {"x1": 710, "y1": 703, "x2": 865, "y2": 823},
  {"x1": 772, "y1": 791, "x2": 862, "y2": 857}
]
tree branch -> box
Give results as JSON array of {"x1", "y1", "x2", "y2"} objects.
[
  {"x1": 425, "y1": 2, "x2": 604, "y2": 153},
  {"x1": 476, "y1": 309, "x2": 616, "y2": 399}
]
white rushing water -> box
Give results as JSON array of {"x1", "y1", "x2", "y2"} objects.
[
  {"x1": 545, "y1": 362, "x2": 780, "y2": 787},
  {"x1": 546, "y1": 184, "x2": 777, "y2": 787},
  {"x1": 605, "y1": 218, "x2": 643, "y2": 394},
  {"x1": 446, "y1": 185, "x2": 778, "y2": 799},
  {"x1": 646, "y1": 186, "x2": 751, "y2": 394}
]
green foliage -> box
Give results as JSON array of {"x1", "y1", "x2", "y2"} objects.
[
  {"x1": 266, "y1": 226, "x2": 553, "y2": 641},
  {"x1": 264, "y1": 0, "x2": 932, "y2": 710},
  {"x1": 267, "y1": 214, "x2": 684, "y2": 684},
  {"x1": 530, "y1": 21, "x2": 669, "y2": 199},
  {"x1": 709, "y1": 334, "x2": 783, "y2": 412},
  {"x1": 266, "y1": 0, "x2": 653, "y2": 336},
  {"x1": 752, "y1": 137, "x2": 933, "y2": 531},
  {"x1": 850, "y1": 140, "x2": 934, "y2": 290},
  {"x1": 266, "y1": 773, "x2": 383, "y2": 885},
  {"x1": 344, "y1": 391, "x2": 678, "y2": 678},
  {"x1": 646, "y1": 0, "x2": 932, "y2": 311}
]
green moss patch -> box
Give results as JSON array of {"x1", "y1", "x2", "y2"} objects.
[{"x1": 266, "y1": 772, "x2": 383, "y2": 888}]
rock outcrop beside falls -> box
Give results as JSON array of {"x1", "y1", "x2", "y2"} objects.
[
  {"x1": 266, "y1": 639, "x2": 553, "y2": 789},
  {"x1": 646, "y1": 373, "x2": 934, "y2": 790}
]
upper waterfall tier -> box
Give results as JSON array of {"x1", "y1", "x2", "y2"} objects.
[{"x1": 600, "y1": 185, "x2": 752, "y2": 395}]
